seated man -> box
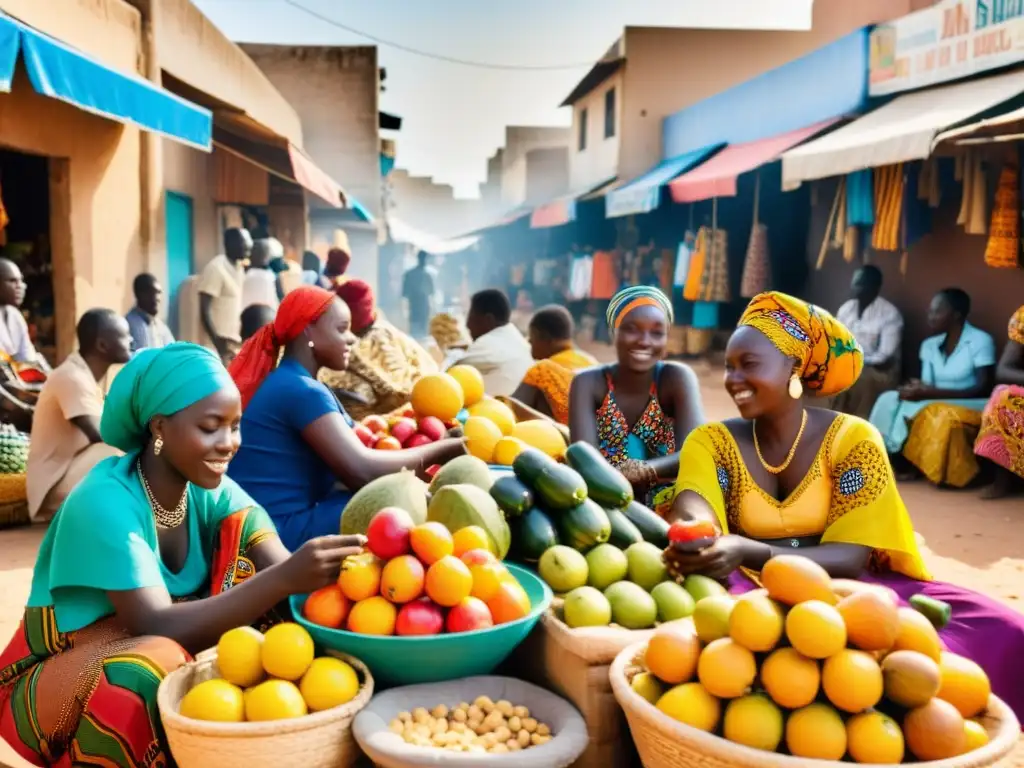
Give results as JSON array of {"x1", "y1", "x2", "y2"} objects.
[
  {"x1": 446, "y1": 289, "x2": 533, "y2": 398},
  {"x1": 126, "y1": 273, "x2": 175, "y2": 351},
  {"x1": 26, "y1": 309, "x2": 133, "y2": 521}
]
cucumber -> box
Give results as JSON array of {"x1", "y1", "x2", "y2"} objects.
[
  {"x1": 909, "y1": 594, "x2": 952, "y2": 630},
  {"x1": 490, "y1": 475, "x2": 533, "y2": 518},
  {"x1": 513, "y1": 507, "x2": 560, "y2": 564},
  {"x1": 557, "y1": 498, "x2": 612, "y2": 552},
  {"x1": 533, "y1": 464, "x2": 588, "y2": 511},
  {"x1": 565, "y1": 442, "x2": 634, "y2": 508},
  {"x1": 621, "y1": 500, "x2": 670, "y2": 548},
  {"x1": 605, "y1": 506, "x2": 643, "y2": 548},
  {"x1": 512, "y1": 448, "x2": 559, "y2": 488}
]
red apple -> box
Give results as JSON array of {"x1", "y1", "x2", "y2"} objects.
[
  {"x1": 366, "y1": 507, "x2": 414, "y2": 559},
  {"x1": 417, "y1": 416, "x2": 446, "y2": 442},
  {"x1": 363, "y1": 415, "x2": 388, "y2": 435},
  {"x1": 404, "y1": 433, "x2": 432, "y2": 448},
  {"x1": 389, "y1": 417, "x2": 418, "y2": 446},
  {"x1": 460, "y1": 548, "x2": 497, "y2": 567},
  {"x1": 353, "y1": 424, "x2": 375, "y2": 447},
  {"x1": 446, "y1": 596, "x2": 494, "y2": 633},
  {"x1": 396, "y1": 597, "x2": 445, "y2": 636}
]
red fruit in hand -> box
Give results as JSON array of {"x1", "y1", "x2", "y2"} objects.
[
  {"x1": 389, "y1": 417, "x2": 418, "y2": 446},
  {"x1": 417, "y1": 416, "x2": 446, "y2": 442},
  {"x1": 404, "y1": 433, "x2": 432, "y2": 448},
  {"x1": 353, "y1": 424, "x2": 375, "y2": 447},
  {"x1": 668, "y1": 520, "x2": 717, "y2": 544},
  {"x1": 363, "y1": 415, "x2": 389, "y2": 435}
]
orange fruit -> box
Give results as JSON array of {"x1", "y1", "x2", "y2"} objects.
[
  {"x1": 452, "y1": 526, "x2": 493, "y2": 558},
  {"x1": 380, "y1": 555, "x2": 426, "y2": 604},
  {"x1": 425, "y1": 555, "x2": 473, "y2": 607},
  {"x1": 303, "y1": 584, "x2": 350, "y2": 629},
  {"x1": 760, "y1": 647, "x2": 820, "y2": 709},
  {"x1": 937, "y1": 651, "x2": 992, "y2": 718},
  {"x1": 786, "y1": 703, "x2": 847, "y2": 760},
  {"x1": 822, "y1": 649, "x2": 883, "y2": 713},
  {"x1": 846, "y1": 711, "x2": 905, "y2": 764},
  {"x1": 903, "y1": 698, "x2": 966, "y2": 761},
  {"x1": 347, "y1": 596, "x2": 398, "y2": 635},
  {"x1": 461, "y1": 548, "x2": 498, "y2": 567},
  {"x1": 644, "y1": 625, "x2": 701, "y2": 685},
  {"x1": 785, "y1": 600, "x2": 847, "y2": 659},
  {"x1": 462, "y1": 416, "x2": 503, "y2": 463},
  {"x1": 964, "y1": 719, "x2": 990, "y2": 752},
  {"x1": 656, "y1": 683, "x2": 721, "y2": 732},
  {"x1": 892, "y1": 606, "x2": 942, "y2": 662},
  {"x1": 338, "y1": 555, "x2": 383, "y2": 602},
  {"x1": 729, "y1": 593, "x2": 784, "y2": 652},
  {"x1": 446, "y1": 365, "x2": 485, "y2": 406},
  {"x1": 697, "y1": 638, "x2": 757, "y2": 699},
  {"x1": 411, "y1": 373, "x2": 465, "y2": 421},
  {"x1": 467, "y1": 397, "x2": 516, "y2": 436},
  {"x1": 410, "y1": 522, "x2": 455, "y2": 565},
  {"x1": 374, "y1": 435, "x2": 402, "y2": 450},
  {"x1": 468, "y1": 560, "x2": 506, "y2": 602},
  {"x1": 487, "y1": 581, "x2": 531, "y2": 624}
]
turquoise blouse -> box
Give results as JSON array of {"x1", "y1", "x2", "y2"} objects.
[{"x1": 919, "y1": 322, "x2": 996, "y2": 390}]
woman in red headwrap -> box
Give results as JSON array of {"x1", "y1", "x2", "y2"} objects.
[
  {"x1": 227, "y1": 286, "x2": 465, "y2": 550},
  {"x1": 320, "y1": 279, "x2": 437, "y2": 422}
]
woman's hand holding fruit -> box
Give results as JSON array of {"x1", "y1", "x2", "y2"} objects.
[{"x1": 281, "y1": 535, "x2": 367, "y2": 595}]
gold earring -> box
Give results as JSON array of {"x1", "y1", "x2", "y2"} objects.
[
  {"x1": 153, "y1": 436, "x2": 164, "y2": 456},
  {"x1": 788, "y1": 375, "x2": 803, "y2": 400}
]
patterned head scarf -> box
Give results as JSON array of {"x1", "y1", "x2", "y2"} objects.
[
  {"x1": 100, "y1": 343, "x2": 236, "y2": 453},
  {"x1": 606, "y1": 286, "x2": 674, "y2": 330},
  {"x1": 738, "y1": 291, "x2": 863, "y2": 397}
]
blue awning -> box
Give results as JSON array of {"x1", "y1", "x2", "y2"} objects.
[
  {"x1": 605, "y1": 145, "x2": 721, "y2": 218},
  {"x1": 349, "y1": 197, "x2": 375, "y2": 223},
  {"x1": 0, "y1": 11, "x2": 211, "y2": 150}
]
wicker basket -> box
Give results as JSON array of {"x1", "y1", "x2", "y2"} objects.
[
  {"x1": 610, "y1": 641, "x2": 1021, "y2": 768},
  {"x1": 157, "y1": 648, "x2": 374, "y2": 768},
  {"x1": 0, "y1": 472, "x2": 28, "y2": 529}
]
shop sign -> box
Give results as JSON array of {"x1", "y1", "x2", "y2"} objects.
[{"x1": 869, "y1": 0, "x2": 1024, "y2": 96}]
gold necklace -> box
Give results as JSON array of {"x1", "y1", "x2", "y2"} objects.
[
  {"x1": 753, "y1": 410, "x2": 808, "y2": 475},
  {"x1": 137, "y1": 459, "x2": 188, "y2": 529}
]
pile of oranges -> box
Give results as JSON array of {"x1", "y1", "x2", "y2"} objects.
[
  {"x1": 303, "y1": 515, "x2": 532, "y2": 637},
  {"x1": 628, "y1": 555, "x2": 994, "y2": 764}
]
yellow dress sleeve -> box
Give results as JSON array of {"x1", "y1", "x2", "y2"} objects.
[
  {"x1": 822, "y1": 415, "x2": 931, "y2": 580},
  {"x1": 1008, "y1": 305, "x2": 1024, "y2": 345},
  {"x1": 673, "y1": 424, "x2": 729, "y2": 531}
]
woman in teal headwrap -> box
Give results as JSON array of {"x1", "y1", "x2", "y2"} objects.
[
  {"x1": 568, "y1": 286, "x2": 705, "y2": 507},
  {"x1": 0, "y1": 343, "x2": 364, "y2": 768}
]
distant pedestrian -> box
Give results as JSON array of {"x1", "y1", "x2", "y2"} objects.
[
  {"x1": 243, "y1": 238, "x2": 282, "y2": 311},
  {"x1": 126, "y1": 273, "x2": 175, "y2": 351},
  {"x1": 241, "y1": 304, "x2": 276, "y2": 342},
  {"x1": 402, "y1": 251, "x2": 435, "y2": 341},
  {"x1": 324, "y1": 245, "x2": 351, "y2": 288},
  {"x1": 0, "y1": 257, "x2": 46, "y2": 367},
  {"x1": 198, "y1": 227, "x2": 250, "y2": 363}
]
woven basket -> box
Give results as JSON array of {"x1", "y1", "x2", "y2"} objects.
[
  {"x1": 0, "y1": 472, "x2": 27, "y2": 504},
  {"x1": 157, "y1": 648, "x2": 374, "y2": 768},
  {"x1": 610, "y1": 641, "x2": 1021, "y2": 768}
]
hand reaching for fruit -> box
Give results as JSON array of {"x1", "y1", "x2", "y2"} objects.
[
  {"x1": 282, "y1": 535, "x2": 367, "y2": 595},
  {"x1": 664, "y1": 533, "x2": 747, "y2": 582}
]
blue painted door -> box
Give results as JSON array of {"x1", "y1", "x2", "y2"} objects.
[{"x1": 165, "y1": 192, "x2": 194, "y2": 337}]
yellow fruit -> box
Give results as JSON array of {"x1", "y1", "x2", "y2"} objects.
[
  {"x1": 786, "y1": 703, "x2": 847, "y2": 760},
  {"x1": 338, "y1": 555, "x2": 383, "y2": 602},
  {"x1": 468, "y1": 560, "x2": 505, "y2": 602},
  {"x1": 697, "y1": 638, "x2": 757, "y2": 699},
  {"x1": 881, "y1": 650, "x2": 942, "y2": 708},
  {"x1": 785, "y1": 600, "x2": 847, "y2": 659},
  {"x1": 892, "y1": 606, "x2": 942, "y2": 662},
  {"x1": 822, "y1": 649, "x2": 883, "y2": 713},
  {"x1": 245, "y1": 679, "x2": 308, "y2": 722},
  {"x1": 467, "y1": 397, "x2": 516, "y2": 435},
  {"x1": 760, "y1": 554, "x2": 836, "y2": 606},
  {"x1": 723, "y1": 694, "x2": 783, "y2": 752},
  {"x1": 411, "y1": 373, "x2": 465, "y2": 421},
  {"x1": 760, "y1": 647, "x2": 820, "y2": 709},
  {"x1": 348, "y1": 596, "x2": 398, "y2": 635},
  {"x1": 644, "y1": 625, "x2": 701, "y2": 685},
  {"x1": 216, "y1": 626, "x2": 265, "y2": 688},
  {"x1": 729, "y1": 593, "x2": 784, "y2": 652},
  {"x1": 261, "y1": 623, "x2": 314, "y2": 681},
  {"x1": 447, "y1": 365, "x2": 485, "y2": 406},
  {"x1": 427, "y1": 555, "x2": 474, "y2": 607},
  {"x1": 630, "y1": 672, "x2": 664, "y2": 705},
  {"x1": 463, "y1": 416, "x2": 503, "y2": 463},
  {"x1": 846, "y1": 711, "x2": 905, "y2": 764},
  {"x1": 838, "y1": 590, "x2": 900, "y2": 651},
  {"x1": 964, "y1": 719, "x2": 990, "y2": 752},
  {"x1": 937, "y1": 651, "x2": 992, "y2": 718},
  {"x1": 492, "y1": 436, "x2": 528, "y2": 466},
  {"x1": 904, "y1": 698, "x2": 966, "y2": 761},
  {"x1": 511, "y1": 419, "x2": 567, "y2": 459},
  {"x1": 298, "y1": 657, "x2": 361, "y2": 712},
  {"x1": 656, "y1": 683, "x2": 721, "y2": 732},
  {"x1": 452, "y1": 525, "x2": 493, "y2": 557},
  {"x1": 179, "y1": 679, "x2": 245, "y2": 722}
]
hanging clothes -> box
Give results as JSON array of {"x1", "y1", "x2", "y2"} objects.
[
  {"x1": 903, "y1": 163, "x2": 933, "y2": 251},
  {"x1": 846, "y1": 169, "x2": 875, "y2": 228},
  {"x1": 568, "y1": 254, "x2": 593, "y2": 300},
  {"x1": 700, "y1": 227, "x2": 730, "y2": 303},
  {"x1": 590, "y1": 251, "x2": 618, "y2": 300},
  {"x1": 683, "y1": 228, "x2": 708, "y2": 301},
  {"x1": 918, "y1": 158, "x2": 941, "y2": 208},
  {"x1": 872, "y1": 164, "x2": 904, "y2": 252},
  {"x1": 740, "y1": 174, "x2": 770, "y2": 298},
  {"x1": 673, "y1": 241, "x2": 692, "y2": 287},
  {"x1": 983, "y1": 160, "x2": 1020, "y2": 269},
  {"x1": 957, "y1": 150, "x2": 988, "y2": 235},
  {"x1": 691, "y1": 301, "x2": 719, "y2": 330}
]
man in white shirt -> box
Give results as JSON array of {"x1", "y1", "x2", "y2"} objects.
[
  {"x1": 0, "y1": 258, "x2": 47, "y2": 367},
  {"x1": 446, "y1": 289, "x2": 533, "y2": 397},
  {"x1": 242, "y1": 238, "x2": 282, "y2": 311},
  {"x1": 833, "y1": 265, "x2": 904, "y2": 418},
  {"x1": 198, "y1": 228, "x2": 250, "y2": 363}
]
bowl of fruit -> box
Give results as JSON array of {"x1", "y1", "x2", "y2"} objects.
[{"x1": 291, "y1": 510, "x2": 553, "y2": 687}]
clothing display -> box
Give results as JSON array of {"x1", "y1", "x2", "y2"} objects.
[
  {"x1": 956, "y1": 150, "x2": 988, "y2": 235},
  {"x1": 568, "y1": 254, "x2": 593, "y2": 300},
  {"x1": 846, "y1": 169, "x2": 875, "y2": 227},
  {"x1": 984, "y1": 160, "x2": 1020, "y2": 268},
  {"x1": 682, "y1": 228, "x2": 707, "y2": 301},
  {"x1": 872, "y1": 164, "x2": 904, "y2": 252},
  {"x1": 673, "y1": 241, "x2": 692, "y2": 287},
  {"x1": 589, "y1": 250, "x2": 617, "y2": 300}
]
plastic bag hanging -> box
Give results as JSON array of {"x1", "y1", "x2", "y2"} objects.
[{"x1": 740, "y1": 173, "x2": 771, "y2": 298}]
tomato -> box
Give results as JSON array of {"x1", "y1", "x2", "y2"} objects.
[{"x1": 668, "y1": 520, "x2": 717, "y2": 544}]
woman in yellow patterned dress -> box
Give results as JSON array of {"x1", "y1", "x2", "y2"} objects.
[
  {"x1": 662, "y1": 291, "x2": 1024, "y2": 721},
  {"x1": 510, "y1": 305, "x2": 597, "y2": 424}
]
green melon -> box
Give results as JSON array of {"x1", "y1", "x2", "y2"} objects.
[
  {"x1": 428, "y1": 484, "x2": 511, "y2": 559},
  {"x1": 340, "y1": 470, "x2": 428, "y2": 535},
  {"x1": 428, "y1": 455, "x2": 494, "y2": 494}
]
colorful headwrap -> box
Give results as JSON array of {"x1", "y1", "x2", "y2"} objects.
[
  {"x1": 606, "y1": 286, "x2": 674, "y2": 330},
  {"x1": 336, "y1": 279, "x2": 376, "y2": 334},
  {"x1": 229, "y1": 286, "x2": 336, "y2": 408},
  {"x1": 738, "y1": 291, "x2": 863, "y2": 397},
  {"x1": 100, "y1": 343, "x2": 236, "y2": 452}
]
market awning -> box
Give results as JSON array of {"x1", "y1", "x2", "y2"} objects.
[
  {"x1": 0, "y1": 11, "x2": 211, "y2": 150},
  {"x1": 530, "y1": 177, "x2": 616, "y2": 229},
  {"x1": 932, "y1": 104, "x2": 1024, "y2": 147},
  {"x1": 781, "y1": 69, "x2": 1024, "y2": 190},
  {"x1": 606, "y1": 145, "x2": 721, "y2": 218},
  {"x1": 670, "y1": 120, "x2": 839, "y2": 203}
]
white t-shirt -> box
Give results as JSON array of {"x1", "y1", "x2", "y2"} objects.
[
  {"x1": 242, "y1": 269, "x2": 280, "y2": 311},
  {"x1": 197, "y1": 255, "x2": 245, "y2": 343}
]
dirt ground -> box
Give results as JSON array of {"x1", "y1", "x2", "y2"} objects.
[{"x1": 0, "y1": 355, "x2": 1021, "y2": 767}]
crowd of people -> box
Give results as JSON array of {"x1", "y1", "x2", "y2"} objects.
[{"x1": 0, "y1": 231, "x2": 1023, "y2": 766}]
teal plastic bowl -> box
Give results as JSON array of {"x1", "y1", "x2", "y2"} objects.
[{"x1": 290, "y1": 563, "x2": 551, "y2": 687}]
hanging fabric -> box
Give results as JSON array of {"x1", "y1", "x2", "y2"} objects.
[
  {"x1": 918, "y1": 158, "x2": 941, "y2": 208},
  {"x1": 816, "y1": 180, "x2": 845, "y2": 270},
  {"x1": 700, "y1": 200, "x2": 730, "y2": 303},
  {"x1": 957, "y1": 149, "x2": 988, "y2": 235},
  {"x1": 683, "y1": 227, "x2": 707, "y2": 301},
  {"x1": 846, "y1": 169, "x2": 875, "y2": 227},
  {"x1": 843, "y1": 225, "x2": 859, "y2": 263},
  {"x1": 740, "y1": 173, "x2": 771, "y2": 298},
  {"x1": 983, "y1": 159, "x2": 1020, "y2": 269},
  {"x1": 872, "y1": 164, "x2": 904, "y2": 252},
  {"x1": 830, "y1": 177, "x2": 848, "y2": 249}
]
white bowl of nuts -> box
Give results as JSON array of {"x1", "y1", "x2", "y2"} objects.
[{"x1": 352, "y1": 676, "x2": 588, "y2": 767}]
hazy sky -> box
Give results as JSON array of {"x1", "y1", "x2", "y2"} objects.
[{"x1": 195, "y1": 0, "x2": 814, "y2": 196}]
